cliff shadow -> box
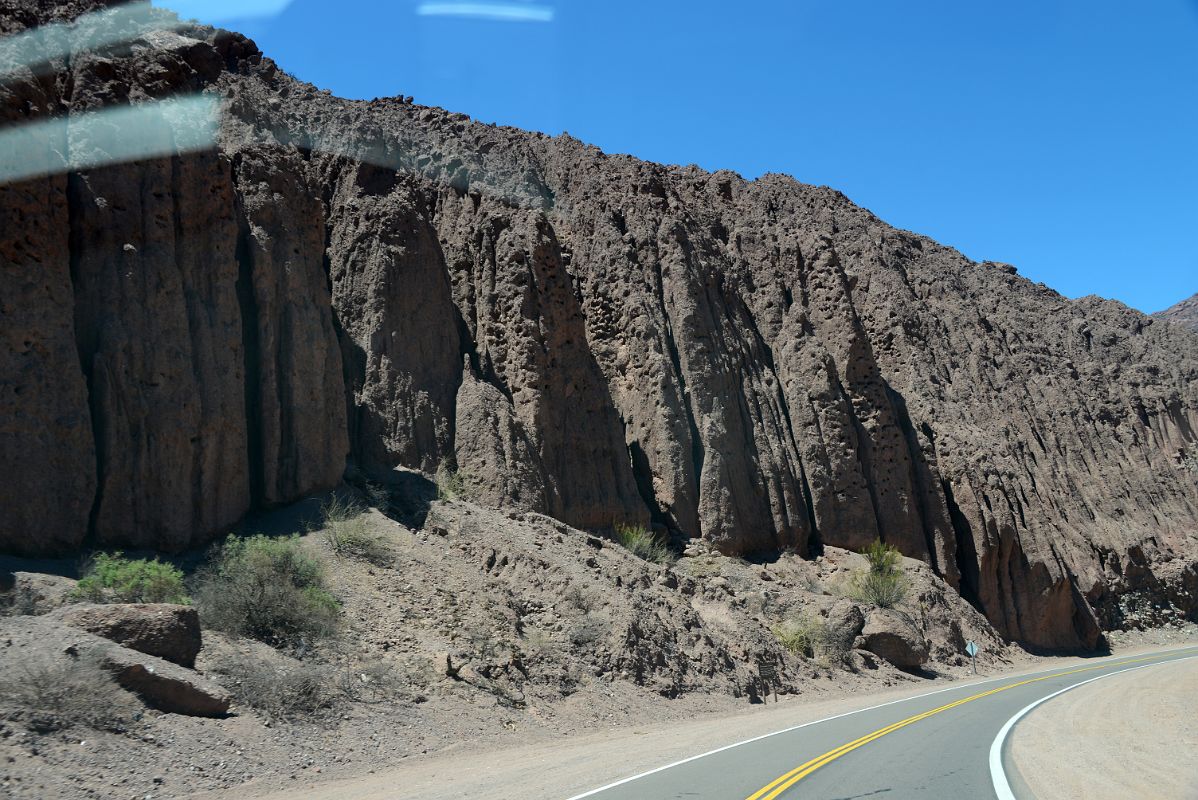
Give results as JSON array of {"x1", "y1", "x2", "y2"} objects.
[{"x1": 363, "y1": 466, "x2": 438, "y2": 531}]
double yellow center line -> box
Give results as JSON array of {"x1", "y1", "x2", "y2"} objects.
[{"x1": 745, "y1": 648, "x2": 1196, "y2": 800}]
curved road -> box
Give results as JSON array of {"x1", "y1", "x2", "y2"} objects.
[{"x1": 566, "y1": 646, "x2": 1198, "y2": 800}]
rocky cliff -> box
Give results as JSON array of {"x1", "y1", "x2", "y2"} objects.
[{"x1": 3, "y1": 0, "x2": 1197, "y2": 650}]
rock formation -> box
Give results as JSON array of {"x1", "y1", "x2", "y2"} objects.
[{"x1": 1, "y1": 0, "x2": 1196, "y2": 650}]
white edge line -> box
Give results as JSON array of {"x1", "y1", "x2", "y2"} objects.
[
  {"x1": 989, "y1": 654, "x2": 1198, "y2": 800},
  {"x1": 562, "y1": 649, "x2": 1192, "y2": 800}
]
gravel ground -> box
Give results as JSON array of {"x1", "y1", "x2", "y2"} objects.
[{"x1": 1009, "y1": 654, "x2": 1198, "y2": 800}]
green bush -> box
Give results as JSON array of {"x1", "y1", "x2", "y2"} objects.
[
  {"x1": 195, "y1": 535, "x2": 340, "y2": 650},
  {"x1": 848, "y1": 539, "x2": 908, "y2": 608},
  {"x1": 434, "y1": 463, "x2": 474, "y2": 501},
  {"x1": 772, "y1": 613, "x2": 849, "y2": 664},
  {"x1": 320, "y1": 495, "x2": 393, "y2": 566},
  {"x1": 773, "y1": 613, "x2": 824, "y2": 658},
  {"x1": 614, "y1": 522, "x2": 674, "y2": 564},
  {"x1": 72, "y1": 553, "x2": 189, "y2": 604}
]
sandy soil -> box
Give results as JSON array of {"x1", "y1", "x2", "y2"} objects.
[
  {"x1": 210, "y1": 642, "x2": 1198, "y2": 800},
  {"x1": 1009, "y1": 655, "x2": 1198, "y2": 800}
]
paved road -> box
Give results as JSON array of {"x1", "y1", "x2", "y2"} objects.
[{"x1": 566, "y1": 646, "x2": 1198, "y2": 800}]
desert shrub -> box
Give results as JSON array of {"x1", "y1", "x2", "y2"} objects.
[
  {"x1": 773, "y1": 614, "x2": 822, "y2": 658},
  {"x1": 337, "y1": 656, "x2": 430, "y2": 704},
  {"x1": 614, "y1": 522, "x2": 674, "y2": 564},
  {"x1": 320, "y1": 495, "x2": 393, "y2": 566},
  {"x1": 0, "y1": 654, "x2": 135, "y2": 733},
  {"x1": 210, "y1": 651, "x2": 338, "y2": 720},
  {"x1": 363, "y1": 481, "x2": 393, "y2": 511},
  {"x1": 568, "y1": 614, "x2": 609, "y2": 646},
  {"x1": 464, "y1": 626, "x2": 503, "y2": 660},
  {"x1": 519, "y1": 628, "x2": 554, "y2": 657},
  {"x1": 72, "y1": 553, "x2": 189, "y2": 605},
  {"x1": 564, "y1": 585, "x2": 596, "y2": 613},
  {"x1": 848, "y1": 539, "x2": 908, "y2": 609},
  {"x1": 772, "y1": 613, "x2": 850, "y2": 664},
  {"x1": 195, "y1": 535, "x2": 340, "y2": 650},
  {"x1": 434, "y1": 463, "x2": 474, "y2": 501}
]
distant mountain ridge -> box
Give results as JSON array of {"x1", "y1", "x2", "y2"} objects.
[{"x1": 1155, "y1": 293, "x2": 1198, "y2": 331}]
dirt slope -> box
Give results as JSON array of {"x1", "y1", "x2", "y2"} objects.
[{"x1": 1, "y1": 0, "x2": 1197, "y2": 649}]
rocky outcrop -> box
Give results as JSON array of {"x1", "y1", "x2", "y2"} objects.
[
  {"x1": 106, "y1": 649, "x2": 230, "y2": 717},
  {"x1": 1155, "y1": 292, "x2": 1198, "y2": 332},
  {"x1": 1, "y1": 0, "x2": 1196, "y2": 651},
  {"x1": 1, "y1": 615, "x2": 230, "y2": 716},
  {"x1": 858, "y1": 608, "x2": 930, "y2": 670},
  {"x1": 52, "y1": 603, "x2": 202, "y2": 667},
  {"x1": 0, "y1": 65, "x2": 96, "y2": 555}
]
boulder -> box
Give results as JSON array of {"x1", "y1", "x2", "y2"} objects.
[
  {"x1": 859, "y1": 608, "x2": 930, "y2": 670},
  {"x1": 825, "y1": 599, "x2": 866, "y2": 646},
  {"x1": 0, "y1": 615, "x2": 229, "y2": 717},
  {"x1": 52, "y1": 603, "x2": 202, "y2": 668},
  {"x1": 99, "y1": 647, "x2": 230, "y2": 717}
]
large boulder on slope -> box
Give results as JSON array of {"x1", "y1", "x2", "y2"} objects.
[
  {"x1": 859, "y1": 608, "x2": 930, "y2": 670},
  {"x1": 52, "y1": 603, "x2": 202, "y2": 668},
  {"x1": 0, "y1": 615, "x2": 229, "y2": 717}
]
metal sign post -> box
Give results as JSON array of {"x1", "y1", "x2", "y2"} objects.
[
  {"x1": 758, "y1": 659, "x2": 778, "y2": 703},
  {"x1": 965, "y1": 640, "x2": 979, "y2": 674}
]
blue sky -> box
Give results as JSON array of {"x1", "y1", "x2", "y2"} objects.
[{"x1": 165, "y1": 0, "x2": 1198, "y2": 313}]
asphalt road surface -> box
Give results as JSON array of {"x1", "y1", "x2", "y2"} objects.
[{"x1": 566, "y1": 646, "x2": 1198, "y2": 800}]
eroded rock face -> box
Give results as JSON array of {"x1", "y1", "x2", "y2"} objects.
[{"x1": 1, "y1": 0, "x2": 1196, "y2": 651}]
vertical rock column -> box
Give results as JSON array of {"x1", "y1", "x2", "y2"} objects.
[
  {"x1": 233, "y1": 147, "x2": 348, "y2": 506},
  {"x1": 66, "y1": 69, "x2": 250, "y2": 550},
  {"x1": 323, "y1": 162, "x2": 461, "y2": 475},
  {"x1": 0, "y1": 69, "x2": 95, "y2": 555}
]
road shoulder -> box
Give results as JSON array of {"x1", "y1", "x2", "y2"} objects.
[{"x1": 1007, "y1": 657, "x2": 1198, "y2": 800}]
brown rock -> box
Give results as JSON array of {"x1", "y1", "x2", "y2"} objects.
[
  {"x1": 52, "y1": 603, "x2": 202, "y2": 668},
  {"x1": 233, "y1": 146, "x2": 349, "y2": 507},
  {"x1": 0, "y1": 615, "x2": 229, "y2": 717},
  {"x1": 825, "y1": 599, "x2": 866, "y2": 644},
  {"x1": 103, "y1": 649, "x2": 229, "y2": 717},
  {"x1": 453, "y1": 365, "x2": 550, "y2": 512},
  {"x1": 323, "y1": 163, "x2": 461, "y2": 476},
  {"x1": 0, "y1": 66, "x2": 95, "y2": 555},
  {"x1": 859, "y1": 608, "x2": 930, "y2": 670}
]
